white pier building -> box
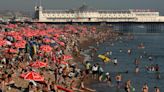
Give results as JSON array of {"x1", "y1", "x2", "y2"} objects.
[{"x1": 34, "y1": 5, "x2": 164, "y2": 23}]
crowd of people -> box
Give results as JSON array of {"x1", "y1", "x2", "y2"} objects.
[
  {"x1": 82, "y1": 53, "x2": 161, "y2": 92},
  {"x1": 0, "y1": 23, "x2": 161, "y2": 92},
  {"x1": 0, "y1": 23, "x2": 118, "y2": 92},
  {"x1": 81, "y1": 34, "x2": 161, "y2": 92}
]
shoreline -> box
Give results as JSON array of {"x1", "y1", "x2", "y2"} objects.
[{"x1": 73, "y1": 26, "x2": 120, "y2": 91}]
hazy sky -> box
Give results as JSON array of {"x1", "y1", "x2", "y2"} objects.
[{"x1": 0, "y1": 0, "x2": 164, "y2": 14}]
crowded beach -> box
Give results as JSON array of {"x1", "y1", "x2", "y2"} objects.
[
  {"x1": 0, "y1": 23, "x2": 161, "y2": 92},
  {"x1": 0, "y1": 23, "x2": 119, "y2": 92}
]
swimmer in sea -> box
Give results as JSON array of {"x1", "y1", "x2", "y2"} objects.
[
  {"x1": 119, "y1": 49, "x2": 122, "y2": 53},
  {"x1": 128, "y1": 49, "x2": 132, "y2": 55},
  {"x1": 113, "y1": 58, "x2": 118, "y2": 66},
  {"x1": 135, "y1": 66, "x2": 139, "y2": 74},
  {"x1": 124, "y1": 80, "x2": 135, "y2": 92},
  {"x1": 142, "y1": 83, "x2": 149, "y2": 92},
  {"x1": 148, "y1": 56, "x2": 153, "y2": 61},
  {"x1": 115, "y1": 74, "x2": 122, "y2": 88},
  {"x1": 155, "y1": 64, "x2": 160, "y2": 79},
  {"x1": 154, "y1": 86, "x2": 160, "y2": 92}
]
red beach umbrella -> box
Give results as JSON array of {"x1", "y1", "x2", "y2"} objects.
[
  {"x1": 40, "y1": 45, "x2": 52, "y2": 53},
  {"x1": 43, "y1": 38, "x2": 51, "y2": 43},
  {"x1": 62, "y1": 55, "x2": 73, "y2": 61},
  {"x1": 20, "y1": 71, "x2": 44, "y2": 81},
  {"x1": 30, "y1": 61, "x2": 48, "y2": 68},
  {"x1": 4, "y1": 48, "x2": 17, "y2": 53},
  {"x1": 54, "y1": 34, "x2": 60, "y2": 38},
  {"x1": 13, "y1": 40, "x2": 26, "y2": 48},
  {"x1": 13, "y1": 35, "x2": 23, "y2": 41},
  {"x1": 60, "y1": 61, "x2": 68, "y2": 65},
  {"x1": 0, "y1": 40, "x2": 7, "y2": 46},
  {"x1": 53, "y1": 37, "x2": 59, "y2": 42},
  {"x1": 58, "y1": 41, "x2": 65, "y2": 46}
]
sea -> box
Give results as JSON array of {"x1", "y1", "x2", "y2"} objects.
[{"x1": 87, "y1": 24, "x2": 164, "y2": 92}]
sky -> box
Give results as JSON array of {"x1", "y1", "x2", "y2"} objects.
[{"x1": 0, "y1": 0, "x2": 164, "y2": 14}]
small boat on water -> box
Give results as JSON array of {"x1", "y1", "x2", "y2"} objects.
[
  {"x1": 137, "y1": 25, "x2": 145, "y2": 29},
  {"x1": 138, "y1": 43, "x2": 145, "y2": 49}
]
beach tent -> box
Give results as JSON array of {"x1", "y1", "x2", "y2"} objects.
[
  {"x1": 20, "y1": 71, "x2": 44, "y2": 81},
  {"x1": 29, "y1": 61, "x2": 48, "y2": 68}
]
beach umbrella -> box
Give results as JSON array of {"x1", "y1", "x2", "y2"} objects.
[
  {"x1": 0, "y1": 40, "x2": 7, "y2": 46},
  {"x1": 54, "y1": 34, "x2": 60, "y2": 38},
  {"x1": 38, "y1": 31, "x2": 48, "y2": 36},
  {"x1": 60, "y1": 61, "x2": 68, "y2": 65},
  {"x1": 13, "y1": 40, "x2": 26, "y2": 48},
  {"x1": 20, "y1": 71, "x2": 44, "y2": 81},
  {"x1": 58, "y1": 41, "x2": 65, "y2": 46},
  {"x1": 30, "y1": 61, "x2": 48, "y2": 68},
  {"x1": 5, "y1": 31, "x2": 20, "y2": 37},
  {"x1": 53, "y1": 37, "x2": 59, "y2": 42},
  {"x1": 62, "y1": 55, "x2": 73, "y2": 61},
  {"x1": 40, "y1": 45, "x2": 52, "y2": 53},
  {"x1": 13, "y1": 35, "x2": 23, "y2": 41},
  {"x1": 43, "y1": 38, "x2": 51, "y2": 43},
  {"x1": 6, "y1": 24, "x2": 17, "y2": 29},
  {"x1": 4, "y1": 48, "x2": 18, "y2": 53}
]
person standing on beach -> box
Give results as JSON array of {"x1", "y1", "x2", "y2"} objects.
[
  {"x1": 85, "y1": 61, "x2": 91, "y2": 76},
  {"x1": 54, "y1": 68, "x2": 58, "y2": 83},
  {"x1": 105, "y1": 72, "x2": 112, "y2": 86},
  {"x1": 92, "y1": 64, "x2": 98, "y2": 80},
  {"x1": 98, "y1": 66, "x2": 104, "y2": 81}
]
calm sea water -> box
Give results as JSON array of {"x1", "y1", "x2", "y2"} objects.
[{"x1": 89, "y1": 24, "x2": 164, "y2": 92}]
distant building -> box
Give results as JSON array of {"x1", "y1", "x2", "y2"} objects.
[{"x1": 34, "y1": 5, "x2": 164, "y2": 22}]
